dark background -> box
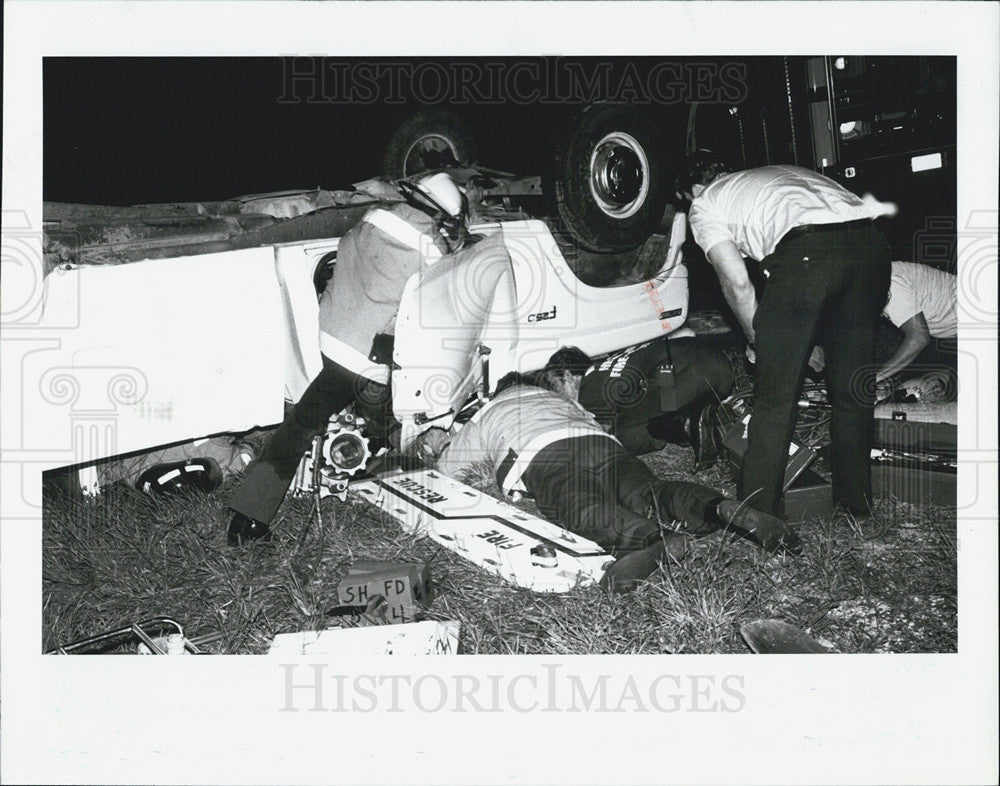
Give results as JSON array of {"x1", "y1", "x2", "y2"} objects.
[
  {"x1": 44, "y1": 58, "x2": 408, "y2": 203},
  {"x1": 44, "y1": 57, "x2": 704, "y2": 204},
  {"x1": 44, "y1": 56, "x2": 956, "y2": 266}
]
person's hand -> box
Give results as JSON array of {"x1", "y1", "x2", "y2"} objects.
[
  {"x1": 861, "y1": 192, "x2": 899, "y2": 218},
  {"x1": 875, "y1": 379, "x2": 895, "y2": 403},
  {"x1": 745, "y1": 344, "x2": 757, "y2": 365}
]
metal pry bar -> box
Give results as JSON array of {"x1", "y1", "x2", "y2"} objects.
[{"x1": 47, "y1": 616, "x2": 202, "y2": 654}]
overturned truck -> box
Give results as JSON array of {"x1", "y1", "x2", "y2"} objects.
[{"x1": 39, "y1": 112, "x2": 693, "y2": 590}]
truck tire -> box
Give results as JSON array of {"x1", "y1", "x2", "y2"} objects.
[
  {"x1": 383, "y1": 109, "x2": 478, "y2": 179},
  {"x1": 552, "y1": 105, "x2": 669, "y2": 253}
]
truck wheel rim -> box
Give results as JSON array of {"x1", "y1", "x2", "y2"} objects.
[
  {"x1": 588, "y1": 132, "x2": 649, "y2": 219},
  {"x1": 403, "y1": 134, "x2": 459, "y2": 177}
]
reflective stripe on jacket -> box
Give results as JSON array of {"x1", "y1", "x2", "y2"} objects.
[
  {"x1": 318, "y1": 202, "x2": 449, "y2": 382},
  {"x1": 437, "y1": 386, "x2": 616, "y2": 492}
]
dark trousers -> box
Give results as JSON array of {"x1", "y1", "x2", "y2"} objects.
[
  {"x1": 229, "y1": 355, "x2": 386, "y2": 524},
  {"x1": 740, "y1": 222, "x2": 891, "y2": 517},
  {"x1": 523, "y1": 435, "x2": 723, "y2": 554},
  {"x1": 608, "y1": 337, "x2": 735, "y2": 455},
  {"x1": 656, "y1": 336, "x2": 735, "y2": 411}
]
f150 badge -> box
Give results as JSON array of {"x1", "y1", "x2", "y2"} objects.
[{"x1": 527, "y1": 305, "x2": 557, "y2": 323}]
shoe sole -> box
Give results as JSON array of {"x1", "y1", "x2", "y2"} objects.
[{"x1": 599, "y1": 535, "x2": 688, "y2": 593}]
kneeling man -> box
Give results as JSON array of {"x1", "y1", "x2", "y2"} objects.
[{"x1": 540, "y1": 338, "x2": 733, "y2": 469}]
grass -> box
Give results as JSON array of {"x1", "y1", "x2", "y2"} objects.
[
  {"x1": 42, "y1": 323, "x2": 956, "y2": 655},
  {"x1": 42, "y1": 441, "x2": 957, "y2": 655}
]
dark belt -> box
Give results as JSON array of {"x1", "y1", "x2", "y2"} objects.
[
  {"x1": 778, "y1": 217, "x2": 873, "y2": 246},
  {"x1": 495, "y1": 447, "x2": 518, "y2": 490}
]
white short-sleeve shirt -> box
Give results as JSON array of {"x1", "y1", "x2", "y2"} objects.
[
  {"x1": 882, "y1": 261, "x2": 957, "y2": 338},
  {"x1": 688, "y1": 165, "x2": 881, "y2": 262}
]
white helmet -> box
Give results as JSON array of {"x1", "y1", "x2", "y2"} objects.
[{"x1": 414, "y1": 172, "x2": 464, "y2": 218}]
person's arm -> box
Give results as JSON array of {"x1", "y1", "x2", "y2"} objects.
[
  {"x1": 436, "y1": 419, "x2": 488, "y2": 477},
  {"x1": 877, "y1": 312, "x2": 932, "y2": 382},
  {"x1": 704, "y1": 240, "x2": 757, "y2": 345}
]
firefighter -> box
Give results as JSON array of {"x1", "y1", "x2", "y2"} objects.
[
  {"x1": 419, "y1": 372, "x2": 800, "y2": 593},
  {"x1": 539, "y1": 340, "x2": 734, "y2": 470},
  {"x1": 678, "y1": 151, "x2": 894, "y2": 519},
  {"x1": 227, "y1": 173, "x2": 468, "y2": 545}
]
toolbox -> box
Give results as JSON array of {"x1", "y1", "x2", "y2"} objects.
[
  {"x1": 718, "y1": 392, "x2": 959, "y2": 514},
  {"x1": 720, "y1": 413, "x2": 820, "y2": 490},
  {"x1": 783, "y1": 468, "x2": 834, "y2": 521},
  {"x1": 871, "y1": 450, "x2": 957, "y2": 506},
  {"x1": 719, "y1": 413, "x2": 832, "y2": 521},
  {"x1": 872, "y1": 402, "x2": 957, "y2": 506},
  {"x1": 874, "y1": 401, "x2": 957, "y2": 456}
]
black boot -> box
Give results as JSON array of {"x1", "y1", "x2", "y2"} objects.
[
  {"x1": 599, "y1": 533, "x2": 688, "y2": 594},
  {"x1": 646, "y1": 413, "x2": 690, "y2": 445},
  {"x1": 713, "y1": 499, "x2": 801, "y2": 555},
  {"x1": 227, "y1": 511, "x2": 272, "y2": 547},
  {"x1": 687, "y1": 401, "x2": 721, "y2": 472}
]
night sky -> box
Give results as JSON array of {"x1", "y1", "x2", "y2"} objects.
[
  {"x1": 44, "y1": 58, "x2": 397, "y2": 203},
  {"x1": 42, "y1": 57, "x2": 720, "y2": 205},
  {"x1": 42, "y1": 55, "x2": 956, "y2": 267}
]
